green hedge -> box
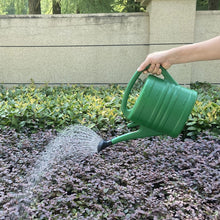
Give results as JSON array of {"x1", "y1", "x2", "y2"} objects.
[
  {"x1": 0, "y1": 82, "x2": 219, "y2": 137},
  {"x1": 185, "y1": 82, "x2": 220, "y2": 137},
  {"x1": 0, "y1": 84, "x2": 136, "y2": 132}
]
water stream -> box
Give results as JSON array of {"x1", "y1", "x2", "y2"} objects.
[
  {"x1": 16, "y1": 125, "x2": 102, "y2": 218},
  {"x1": 27, "y1": 125, "x2": 102, "y2": 186}
]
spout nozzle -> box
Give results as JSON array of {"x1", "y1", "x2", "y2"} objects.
[{"x1": 97, "y1": 140, "x2": 112, "y2": 153}]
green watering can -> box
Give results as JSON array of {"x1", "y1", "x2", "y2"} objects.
[{"x1": 97, "y1": 65, "x2": 197, "y2": 152}]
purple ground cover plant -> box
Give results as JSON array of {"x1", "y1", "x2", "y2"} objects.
[{"x1": 0, "y1": 127, "x2": 219, "y2": 219}]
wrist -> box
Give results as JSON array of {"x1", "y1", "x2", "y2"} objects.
[{"x1": 164, "y1": 49, "x2": 176, "y2": 65}]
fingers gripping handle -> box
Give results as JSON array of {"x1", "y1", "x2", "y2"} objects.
[{"x1": 121, "y1": 65, "x2": 178, "y2": 118}]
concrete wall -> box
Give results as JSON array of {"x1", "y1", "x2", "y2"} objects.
[
  {"x1": 0, "y1": 0, "x2": 220, "y2": 86},
  {"x1": 193, "y1": 11, "x2": 220, "y2": 84},
  {"x1": 0, "y1": 13, "x2": 150, "y2": 86}
]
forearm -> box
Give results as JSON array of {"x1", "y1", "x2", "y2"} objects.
[
  {"x1": 137, "y1": 36, "x2": 220, "y2": 74},
  {"x1": 168, "y1": 36, "x2": 220, "y2": 65}
]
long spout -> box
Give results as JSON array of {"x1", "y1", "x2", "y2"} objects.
[{"x1": 97, "y1": 126, "x2": 162, "y2": 153}]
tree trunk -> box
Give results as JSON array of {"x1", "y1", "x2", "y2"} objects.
[
  {"x1": 53, "y1": 0, "x2": 61, "y2": 14},
  {"x1": 208, "y1": 0, "x2": 220, "y2": 10},
  {"x1": 28, "y1": 0, "x2": 41, "y2": 14}
]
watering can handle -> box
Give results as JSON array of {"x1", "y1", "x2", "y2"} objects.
[{"x1": 121, "y1": 65, "x2": 178, "y2": 117}]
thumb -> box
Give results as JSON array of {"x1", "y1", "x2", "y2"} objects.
[{"x1": 137, "y1": 61, "x2": 150, "y2": 72}]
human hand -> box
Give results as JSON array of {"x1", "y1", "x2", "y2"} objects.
[{"x1": 137, "y1": 50, "x2": 172, "y2": 75}]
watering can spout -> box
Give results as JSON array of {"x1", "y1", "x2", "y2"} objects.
[
  {"x1": 97, "y1": 140, "x2": 112, "y2": 153},
  {"x1": 111, "y1": 126, "x2": 162, "y2": 145},
  {"x1": 97, "y1": 126, "x2": 161, "y2": 153}
]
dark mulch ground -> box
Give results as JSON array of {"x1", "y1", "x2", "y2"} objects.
[{"x1": 0, "y1": 128, "x2": 219, "y2": 220}]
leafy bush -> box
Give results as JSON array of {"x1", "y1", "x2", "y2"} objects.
[
  {"x1": 0, "y1": 84, "x2": 136, "y2": 133},
  {"x1": 184, "y1": 82, "x2": 220, "y2": 138},
  {"x1": 0, "y1": 82, "x2": 219, "y2": 137}
]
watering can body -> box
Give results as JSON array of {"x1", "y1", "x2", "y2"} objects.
[{"x1": 111, "y1": 66, "x2": 197, "y2": 145}]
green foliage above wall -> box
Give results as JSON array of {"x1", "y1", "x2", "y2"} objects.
[{"x1": 0, "y1": 0, "x2": 144, "y2": 15}]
